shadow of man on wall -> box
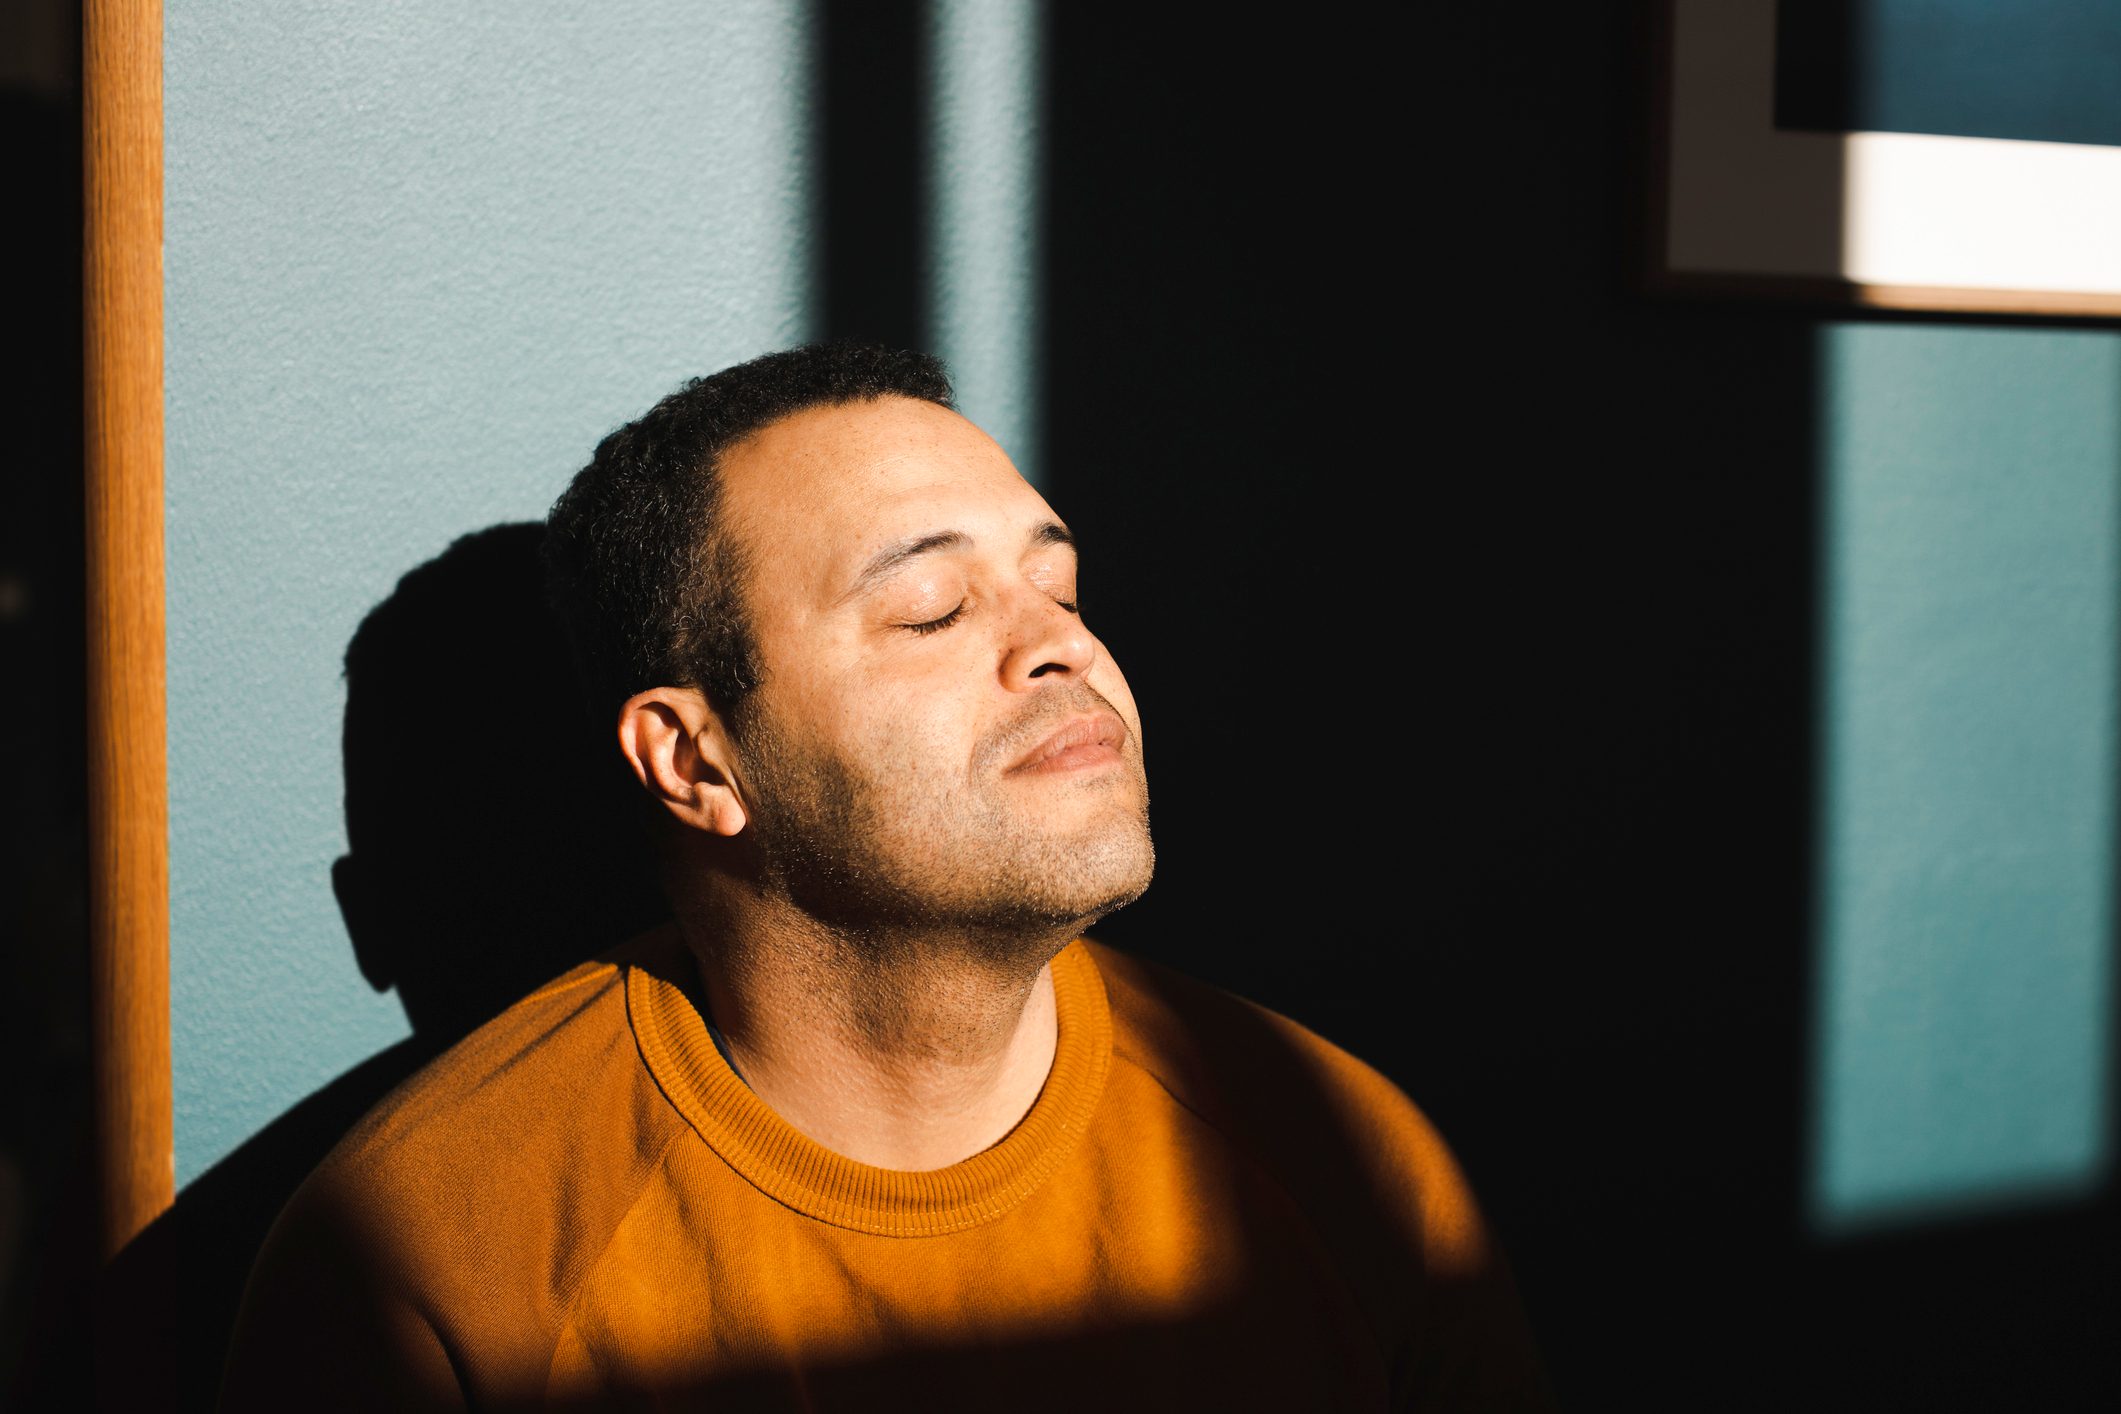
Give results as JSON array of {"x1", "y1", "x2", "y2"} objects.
[{"x1": 98, "y1": 522, "x2": 667, "y2": 1413}]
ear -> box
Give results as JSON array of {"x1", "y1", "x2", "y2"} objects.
[{"x1": 616, "y1": 686, "x2": 751, "y2": 838}]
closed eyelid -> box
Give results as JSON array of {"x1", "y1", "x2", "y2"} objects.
[
  {"x1": 885, "y1": 571, "x2": 967, "y2": 616},
  {"x1": 899, "y1": 601, "x2": 967, "y2": 635}
]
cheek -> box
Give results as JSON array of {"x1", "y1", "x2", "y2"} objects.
[{"x1": 819, "y1": 669, "x2": 984, "y2": 774}]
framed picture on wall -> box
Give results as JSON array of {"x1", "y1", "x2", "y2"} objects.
[{"x1": 1643, "y1": 0, "x2": 2121, "y2": 318}]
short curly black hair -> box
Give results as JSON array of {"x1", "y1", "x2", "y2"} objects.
[{"x1": 544, "y1": 344, "x2": 955, "y2": 716}]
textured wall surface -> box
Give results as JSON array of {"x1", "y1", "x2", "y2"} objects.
[
  {"x1": 928, "y1": 0, "x2": 1042, "y2": 482},
  {"x1": 165, "y1": 0, "x2": 813, "y2": 1184},
  {"x1": 1814, "y1": 324, "x2": 2119, "y2": 1227}
]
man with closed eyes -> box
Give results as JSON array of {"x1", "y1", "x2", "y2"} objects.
[{"x1": 221, "y1": 344, "x2": 1548, "y2": 1411}]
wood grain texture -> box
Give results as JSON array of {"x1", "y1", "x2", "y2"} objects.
[{"x1": 84, "y1": 0, "x2": 170, "y2": 1260}]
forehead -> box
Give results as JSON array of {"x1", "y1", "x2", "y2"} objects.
[{"x1": 716, "y1": 398, "x2": 1056, "y2": 596}]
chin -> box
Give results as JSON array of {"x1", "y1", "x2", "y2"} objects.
[{"x1": 1022, "y1": 821, "x2": 1157, "y2": 932}]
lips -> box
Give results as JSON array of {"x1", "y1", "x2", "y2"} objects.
[{"x1": 1006, "y1": 712, "x2": 1126, "y2": 774}]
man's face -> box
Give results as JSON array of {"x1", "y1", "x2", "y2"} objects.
[{"x1": 713, "y1": 396, "x2": 1153, "y2": 942}]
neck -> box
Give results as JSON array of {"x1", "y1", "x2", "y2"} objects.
[{"x1": 673, "y1": 887, "x2": 1071, "y2": 1171}]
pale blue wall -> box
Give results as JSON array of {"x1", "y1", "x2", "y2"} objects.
[
  {"x1": 1813, "y1": 324, "x2": 2119, "y2": 1229},
  {"x1": 164, "y1": 0, "x2": 816, "y2": 1184},
  {"x1": 928, "y1": 0, "x2": 1043, "y2": 482}
]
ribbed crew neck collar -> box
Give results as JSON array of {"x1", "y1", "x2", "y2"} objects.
[{"x1": 627, "y1": 935, "x2": 1113, "y2": 1237}]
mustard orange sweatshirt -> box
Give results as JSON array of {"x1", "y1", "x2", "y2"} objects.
[{"x1": 219, "y1": 932, "x2": 1546, "y2": 1410}]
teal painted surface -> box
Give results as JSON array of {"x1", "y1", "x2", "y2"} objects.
[
  {"x1": 165, "y1": 1, "x2": 814, "y2": 1185},
  {"x1": 929, "y1": 0, "x2": 1042, "y2": 483},
  {"x1": 1778, "y1": 0, "x2": 2121, "y2": 148},
  {"x1": 1814, "y1": 324, "x2": 2118, "y2": 1229}
]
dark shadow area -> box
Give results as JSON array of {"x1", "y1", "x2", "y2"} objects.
[
  {"x1": 0, "y1": 15, "x2": 97, "y2": 1407},
  {"x1": 816, "y1": 0, "x2": 930, "y2": 349},
  {"x1": 1042, "y1": 4, "x2": 2112, "y2": 1408},
  {"x1": 97, "y1": 524, "x2": 668, "y2": 1411},
  {"x1": 502, "y1": 1314, "x2": 1351, "y2": 1413},
  {"x1": 327, "y1": 524, "x2": 666, "y2": 1043}
]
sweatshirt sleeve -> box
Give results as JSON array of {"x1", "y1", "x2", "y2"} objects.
[
  {"x1": 1381, "y1": 1097, "x2": 1553, "y2": 1412},
  {"x1": 1088, "y1": 942, "x2": 1553, "y2": 1411},
  {"x1": 217, "y1": 1177, "x2": 467, "y2": 1413}
]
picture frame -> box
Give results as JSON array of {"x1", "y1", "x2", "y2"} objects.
[{"x1": 1643, "y1": 0, "x2": 2121, "y2": 319}]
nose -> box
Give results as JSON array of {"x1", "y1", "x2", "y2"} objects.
[{"x1": 999, "y1": 589, "x2": 1099, "y2": 690}]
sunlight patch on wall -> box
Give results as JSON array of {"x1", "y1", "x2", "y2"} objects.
[
  {"x1": 1811, "y1": 324, "x2": 2118, "y2": 1233},
  {"x1": 927, "y1": 0, "x2": 1044, "y2": 484}
]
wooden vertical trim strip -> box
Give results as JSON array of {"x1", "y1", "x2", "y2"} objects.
[{"x1": 83, "y1": 0, "x2": 170, "y2": 1260}]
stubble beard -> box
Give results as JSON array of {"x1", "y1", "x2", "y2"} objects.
[{"x1": 732, "y1": 687, "x2": 1154, "y2": 968}]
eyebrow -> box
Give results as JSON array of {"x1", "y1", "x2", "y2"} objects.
[{"x1": 841, "y1": 521, "x2": 1075, "y2": 601}]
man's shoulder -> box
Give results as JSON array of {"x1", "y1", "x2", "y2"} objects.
[
  {"x1": 224, "y1": 937, "x2": 695, "y2": 1409},
  {"x1": 1082, "y1": 941, "x2": 1551, "y2": 1409},
  {"x1": 1082, "y1": 939, "x2": 1492, "y2": 1278},
  {"x1": 263, "y1": 930, "x2": 690, "y2": 1307},
  {"x1": 322, "y1": 941, "x2": 657, "y2": 1190}
]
